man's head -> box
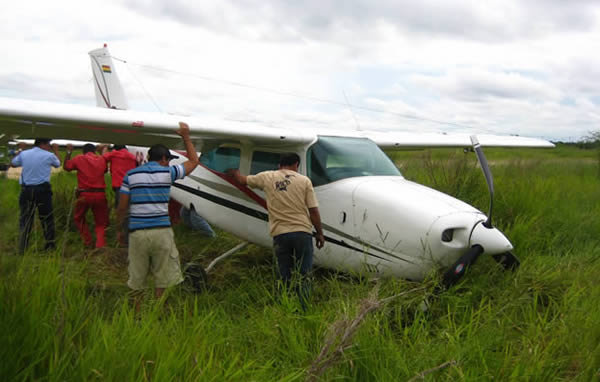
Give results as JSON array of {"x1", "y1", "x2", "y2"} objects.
[
  {"x1": 148, "y1": 144, "x2": 178, "y2": 166},
  {"x1": 34, "y1": 138, "x2": 51, "y2": 149},
  {"x1": 113, "y1": 144, "x2": 126, "y2": 151},
  {"x1": 83, "y1": 144, "x2": 96, "y2": 154},
  {"x1": 279, "y1": 153, "x2": 300, "y2": 170}
]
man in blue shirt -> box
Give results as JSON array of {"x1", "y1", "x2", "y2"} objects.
[
  {"x1": 116, "y1": 122, "x2": 199, "y2": 303},
  {"x1": 11, "y1": 138, "x2": 61, "y2": 254}
]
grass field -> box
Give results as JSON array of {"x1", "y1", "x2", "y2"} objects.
[{"x1": 1, "y1": 146, "x2": 599, "y2": 381}]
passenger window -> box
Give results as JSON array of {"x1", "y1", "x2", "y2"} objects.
[
  {"x1": 200, "y1": 147, "x2": 241, "y2": 173},
  {"x1": 250, "y1": 151, "x2": 281, "y2": 174}
]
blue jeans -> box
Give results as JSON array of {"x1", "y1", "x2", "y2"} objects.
[
  {"x1": 273, "y1": 231, "x2": 314, "y2": 308},
  {"x1": 180, "y1": 207, "x2": 215, "y2": 237}
]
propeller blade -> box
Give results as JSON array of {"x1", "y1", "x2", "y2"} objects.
[
  {"x1": 441, "y1": 244, "x2": 484, "y2": 289},
  {"x1": 470, "y1": 135, "x2": 494, "y2": 228}
]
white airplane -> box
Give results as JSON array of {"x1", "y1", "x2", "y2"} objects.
[{"x1": 0, "y1": 45, "x2": 554, "y2": 288}]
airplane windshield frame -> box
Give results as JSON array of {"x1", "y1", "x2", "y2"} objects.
[{"x1": 307, "y1": 136, "x2": 401, "y2": 186}]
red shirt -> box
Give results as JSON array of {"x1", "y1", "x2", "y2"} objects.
[
  {"x1": 103, "y1": 149, "x2": 137, "y2": 187},
  {"x1": 65, "y1": 152, "x2": 107, "y2": 190}
]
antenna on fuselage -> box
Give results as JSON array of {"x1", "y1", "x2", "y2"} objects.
[{"x1": 343, "y1": 90, "x2": 362, "y2": 131}]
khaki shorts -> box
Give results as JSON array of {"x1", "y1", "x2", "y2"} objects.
[{"x1": 127, "y1": 227, "x2": 184, "y2": 290}]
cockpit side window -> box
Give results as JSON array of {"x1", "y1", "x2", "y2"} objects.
[
  {"x1": 307, "y1": 136, "x2": 401, "y2": 186},
  {"x1": 250, "y1": 151, "x2": 281, "y2": 175},
  {"x1": 200, "y1": 146, "x2": 241, "y2": 173}
]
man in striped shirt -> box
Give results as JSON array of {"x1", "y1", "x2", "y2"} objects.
[{"x1": 117, "y1": 122, "x2": 199, "y2": 300}]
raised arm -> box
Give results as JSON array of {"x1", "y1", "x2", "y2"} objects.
[
  {"x1": 51, "y1": 143, "x2": 61, "y2": 167},
  {"x1": 63, "y1": 144, "x2": 73, "y2": 171},
  {"x1": 176, "y1": 122, "x2": 199, "y2": 176}
]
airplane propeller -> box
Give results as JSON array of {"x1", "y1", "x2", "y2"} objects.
[
  {"x1": 440, "y1": 136, "x2": 519, "y2": 290},
  {"x1": 471, "y1": 135, "x2": 494, "y2": 228}
]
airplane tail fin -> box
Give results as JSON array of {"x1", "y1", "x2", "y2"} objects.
[{"x1": 89, "y1": 44, "x2": 129, "y2": 110}]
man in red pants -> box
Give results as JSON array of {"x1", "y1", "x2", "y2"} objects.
[
  {"x1": 64, "y1": 143, "x2": 109, "y2": 248},
  {"x1": 101, "y1": 144, "x2": 137, "y2": 208},
  {"x1": 101, "y1": 144, "x2": 137, "y2": 245}
]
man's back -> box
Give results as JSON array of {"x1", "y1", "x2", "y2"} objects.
[
  {"x1": 103, "y1": 149, "x2": 137, "y2": 187},
  {"x1": 247, "y1": 169, "x2": 318, "y2": 237},
  {"x1": 12, "y1": 147, "x2": 60, "y2": 185},
  {"x1": 65, "y1": 153, "x2": 106, "y2": 189},
  {"x1": 121, "y1": 161, "x2": 185, "y2": 231}
]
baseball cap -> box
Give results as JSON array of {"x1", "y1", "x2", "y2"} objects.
[{"x1": 148, "y1": 144, "x2": 179, "y2": 161}]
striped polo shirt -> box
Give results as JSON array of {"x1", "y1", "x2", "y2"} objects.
[{"x1": 120, "y1": 161, "x2": 185, "y2": 231}]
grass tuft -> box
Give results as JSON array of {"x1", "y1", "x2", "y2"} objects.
[{"x1": 1, "y1": 145, "x2": 599, "y2": 380}]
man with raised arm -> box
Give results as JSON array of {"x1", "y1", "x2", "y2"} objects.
[
  {"x1": 63, "y1": 143, "x2": 110, "y2": 249},
  {"x1": 101, "y1": 143, "x2": 137, "y2": 246},
  {"x1": 11, "y1": 138, "x2": 61, "y2": 254},
  {"x1": 101, "y1": 144, "x2": 137, "y2": 208},
  {"x1": 117, "y1": 122, "x2": 199, "y2": 303},
  {"x1": 227, "y1": 153, "x2": 324, "y2": 310}
]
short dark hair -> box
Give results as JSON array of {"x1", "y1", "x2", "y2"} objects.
[
  {"x1": 113, "y1": 144, "x2": 126, "y2": 151},
  {"x1": 83, "y1": 144, "x2": 96, "y2": 154},
  {"x1": 148, "y1": 144, "x2": 178, "y2": 162},
  {"x1": 279, "y1": 153, "x2": 300, "y2": 167},
  {"x1": 34, "y1": 138, "x2": 51, "y2": 147}
]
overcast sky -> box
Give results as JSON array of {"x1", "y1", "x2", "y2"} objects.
[{"x1": 2, "y1": 0, "x2": 600, "y2": 141}]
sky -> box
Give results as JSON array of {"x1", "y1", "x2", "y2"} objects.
[{"x1": 1, "y1": 0, "x2": 600, "y2": 141}]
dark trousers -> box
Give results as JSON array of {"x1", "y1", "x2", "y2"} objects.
[
  {"x1": 273, "y1": 232, "x2": 314, "y2": 308},
  {"x1": 113, "y1": 187, "x2": 121, "y2": 208},
  {"x1": 19, "y1": 183, "x2": 55, "y2": 254}
]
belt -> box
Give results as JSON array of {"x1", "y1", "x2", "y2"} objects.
[
  {"x1": 22, "y1": 182, "x2": 50, "y2": 188},
  {"x1": 77, "y1": 188, "x2": 105, "y2": 193},
  {"x1": 129, "y1": 225, "x2": 171, "y2": 233}
]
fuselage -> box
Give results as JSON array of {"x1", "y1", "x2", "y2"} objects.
[{"x1": 131, "y1": 135, "x2": 513, "y2": 281}]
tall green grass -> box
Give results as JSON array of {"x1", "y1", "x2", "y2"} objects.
[{"x1": 1, "y1": 146, "x2": 599, "y2": 381}]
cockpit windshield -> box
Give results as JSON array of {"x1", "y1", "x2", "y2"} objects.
[{"x1": 307, "y1": 136, "x2": 401, "y2": 186}]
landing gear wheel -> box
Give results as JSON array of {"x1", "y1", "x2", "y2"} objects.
[
  {"x1": 492, "y1": 251, "x2": 520, "y2": 271},
  {"x1": 182, "y1": 262, "x2": 208, "y2": 293}
]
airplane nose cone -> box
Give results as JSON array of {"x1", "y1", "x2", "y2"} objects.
[{"x1": 470, "y1": 222, "x2": 513, "y2": 255}]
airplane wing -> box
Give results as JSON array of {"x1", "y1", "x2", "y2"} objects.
[
  {"x1": 0, "y1": 97, "x2": 313, "y2": 150},
  {"x1": 0, "y1": 96, "x2": 554, "y2": 150},
  {"x1": 363, "y1": 130, "x2": 555, "y2": 149}
]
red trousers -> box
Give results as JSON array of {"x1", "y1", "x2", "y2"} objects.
[{"x1": 74, "y1": 193, "x2": 109, "y2": 248}]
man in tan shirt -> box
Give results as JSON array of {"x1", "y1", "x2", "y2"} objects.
[{"x1": 228, "y1": 153, "x2": 324, "y2": 308}]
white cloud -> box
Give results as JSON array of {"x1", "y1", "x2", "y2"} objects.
[{"x1": 1, "y1": 0, "x2": 600, "y2": 140}]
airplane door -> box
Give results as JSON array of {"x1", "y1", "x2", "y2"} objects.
[{"x1": 313, "y1": 183, "x2": 358, "y2": 271}]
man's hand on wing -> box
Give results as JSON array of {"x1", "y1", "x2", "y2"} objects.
[
  {"x1": 97, "y1": 144, "x2": 109, "y2": 154},
  {"x1": 177, "y1": 121, "x2": 199, "y2": 175},
  {"x1": 176, "y1": 122, "x2": 191, "y2": 138}
]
